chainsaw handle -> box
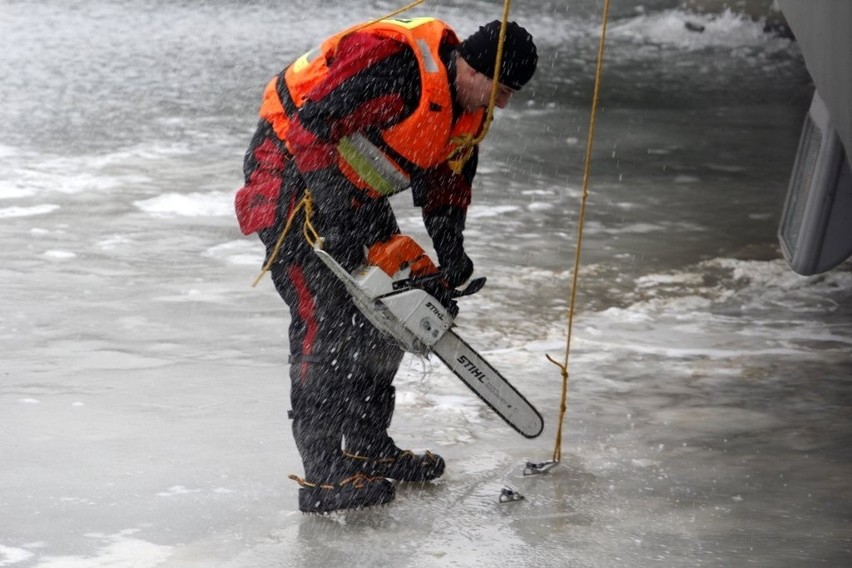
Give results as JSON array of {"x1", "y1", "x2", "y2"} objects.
[{"x1": 454, "y1": 277, "x2": 486, "y2": 298}]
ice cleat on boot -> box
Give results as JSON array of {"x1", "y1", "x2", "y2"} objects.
[
  {"x1": 343, "y1": 448, "x2": 445, "y2": 482},
  {"x1": 290, "y1": 473, "x2": 395, "y2": 514}
]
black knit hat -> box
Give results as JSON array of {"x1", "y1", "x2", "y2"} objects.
[{"x1": 458, "y1": 21, "x2": 537, "y2": 90}]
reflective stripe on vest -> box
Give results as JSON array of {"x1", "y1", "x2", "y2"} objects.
[{"x1": 337, "y1": 134, "x2": 410, "y2": 196}]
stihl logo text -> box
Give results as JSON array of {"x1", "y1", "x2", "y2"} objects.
[
  {"x1": 457, "y1": 355, "x2": 485, "y2": 382},
  {"x1": 425, "y1": 301, "x2": 445, "y2": 321}
]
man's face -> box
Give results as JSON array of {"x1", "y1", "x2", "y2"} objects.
[{"x1": 456, "y1": 58, "x2": 516, "y2": 112}]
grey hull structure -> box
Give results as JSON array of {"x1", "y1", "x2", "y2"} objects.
[
  {"x1": 776, "y1": 1, "x2": 852, "y2": 275},
  {"x1": 778, "y1": 1, "x2": 852, "y2": 160}
]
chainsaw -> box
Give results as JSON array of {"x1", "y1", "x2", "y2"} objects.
[{"x1": 314, "y1": 245, "x2": 544, "y2": 439}]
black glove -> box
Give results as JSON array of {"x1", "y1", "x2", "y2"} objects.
[
  {"x1": 440, "y1": 251, "x2": 473, "y2": 288},
  {"x1": 424, "y1": 206, "x2": 474, "y2": 288}
]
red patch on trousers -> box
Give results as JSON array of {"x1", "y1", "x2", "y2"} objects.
[{"x1": 287, "y1": 264, "x2": 318, "y2": 384}]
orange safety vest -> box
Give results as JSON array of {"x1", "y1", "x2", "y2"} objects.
[{"x1": 258, "y1": 17, "x2": 485, "y2": 198}]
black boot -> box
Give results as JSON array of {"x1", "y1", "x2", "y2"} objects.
[
  {"x1": 343, "y1": 385, "x2": 445, "y2": 482},
  {"x1": 291, "y1": 402, "x2": 395, "y2": 513},
  {"x1": 294, "y1": 473, "x2": 395, "y2": 514},
  {"x1": 344, "y1": 446, "x2": 446, "y2": 482}
]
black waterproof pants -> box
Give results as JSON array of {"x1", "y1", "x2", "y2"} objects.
[{"x1": 264, "y1": 236, "x2": 405, "y2": 483}]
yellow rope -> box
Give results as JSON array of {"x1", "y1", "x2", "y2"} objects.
[
  {"x1": 355, "y1": 0, "x2": 426, "y2": 29},
  {"x1": 448, "y1": 0, "x2": 513, "y2": 174},
  {"x1": 342, "y1": 449, "x2": 438, "y2": 464},
  {"x1": 251, "y1": 189, "x2": 320, "y2": 287},
  {"x1": 548, "y1": 0, "x2": 612, "y2": 464},
  {"x1": 288, "y1": 472, "x2": 385, "y2": 490},
  {"x1": 356, "y1": 0, "x2": 513, "y2": 176}
]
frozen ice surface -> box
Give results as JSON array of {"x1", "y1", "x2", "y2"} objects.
[{"x1": 2, "y1": 248, "x2": 851, "y2": 567}]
